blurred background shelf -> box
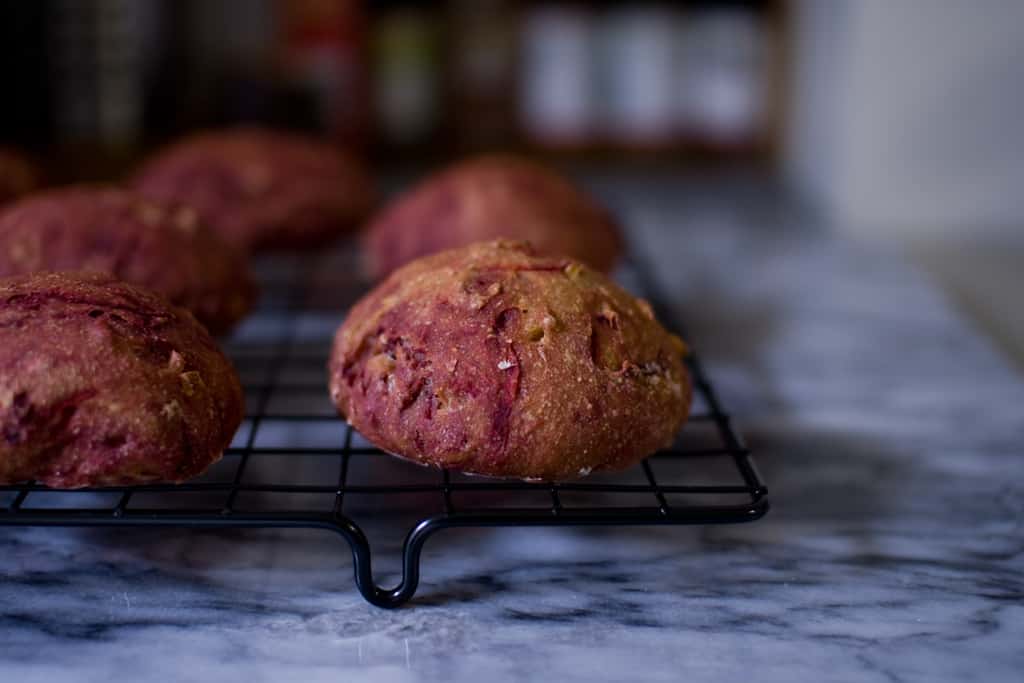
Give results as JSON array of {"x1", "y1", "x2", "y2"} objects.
[
  {"x1": 1, "y1": 0, "x2": 1021, "y2": 372},
  {"x1": 0, "y1": 0, "x2": 786, "y2": 176}
]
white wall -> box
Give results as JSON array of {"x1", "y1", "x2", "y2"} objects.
[{"x1": 785, "y1": 0, "x2": 1024, "y2": 240}]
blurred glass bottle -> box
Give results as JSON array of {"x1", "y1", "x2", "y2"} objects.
[
  {"x1": 445, "y1": 0, "x2": 516, "y2": 153},
  {"x1": 679, "y1": 2, "x2": 769, "y2": 149},
  {"x1": 597, "y1": 3, "x2": 680, "y2": 153},
  {"x1": 48, "y1": 0, "x2": 164, "y2": 178},
  {"x1": 279, "y1": 0, "x2": 368, "y2": 146},
  {"x1": 49, "y1": 0, "x2": 160, "y2": 146},
  {"x1": 370, "y1": 0, "x2": 443, "y2": 155},
  {"x1": 519, "y1": 2, "x2": 596, "y2": 151},
  {"x1": 178, "y1": 0, "x2": 291, "y2": 131}
]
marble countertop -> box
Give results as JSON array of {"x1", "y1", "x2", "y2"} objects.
[{"x1": 2, "y1": 175, "x2": 1022, "y2": 682}]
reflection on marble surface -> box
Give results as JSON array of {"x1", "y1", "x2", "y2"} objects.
[{"x1": 2, "y1": 175, "x2": 1022, "y2": 682}]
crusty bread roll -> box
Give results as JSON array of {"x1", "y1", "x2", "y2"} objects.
[
  {"x1": 0, "y1": 186, "x2": 255, "y2": 334},
  {"x1": 329, "y1": 240, "x2": 689, "y2": 481},
  {"x1": 362, "y1": 156, "x2": 622, "y2": 278},
  {"x1": 0, "y1": 272, "x2": 243, "y2": 488},
  {"x1": 133, "y1": 127, "x2": 374, "y2": 251}
]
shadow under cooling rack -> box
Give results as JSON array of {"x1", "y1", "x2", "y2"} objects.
[{"x1": 0, "y1": 246, "x2": 768, "y2": 608}]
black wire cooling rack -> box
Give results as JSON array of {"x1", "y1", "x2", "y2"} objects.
[{"x1": 0, "y1": 243, "x2": 768, "y2": 608}]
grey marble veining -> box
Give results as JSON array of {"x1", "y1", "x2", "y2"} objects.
[{"x1": 2, "y1": 174, "x2": 1022, "y2": 682}]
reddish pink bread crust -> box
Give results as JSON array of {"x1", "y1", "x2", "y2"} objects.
[
  {"x1": 0, "y1": 186, "x2": 255, "y2": 335},
  {"x1": 329, "y1": 240, "x2": 690, "y2": 481},
  {"x1": 0, "y1": 272, "x2": 244, "y2": 487},
  {"x1": 133, "y1": 127, "x2": 375, "y2": 251},
  {"x1": 362, "y1": 156, "x2": 622, "y2": 278}
]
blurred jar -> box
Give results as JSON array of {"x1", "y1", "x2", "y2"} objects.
[
  {"x1": 446, "y1": 0, "x2": 516, "y2": 152},
  {"x1": 679, "y1": 5, "x2": 768, "y2": 146},
  {"x1": 370, "y1": 1, "x2": 442, "y2": 151},
  {"x1": 519, "y1": 3, "x2": 596, "y2": 148},
  {"x1": 279, "y1": 0, "x2": 368, "y2": 145},
  {"x1": 597, "y1": 4, "x2": 680, "y2": 149},
  {"x1": 45, "y1": 0, "x2": 166, "y2": 180},
  {"x1": 50, "y1": 0, "x2": 161, "y2": 147}
]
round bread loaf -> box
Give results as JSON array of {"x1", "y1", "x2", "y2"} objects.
[
  {"x1": 132, "y1": 127, "x2": 374, "y2": 250},
  {"x1": 0, "y1": 272, "x2": 244, "y2": 488},
  {"x1": 329, "y1": 240, "x2": 690, "y2": 480},
  {"x1": 0, "y1": 186, "x2": 256, "y2": 335},
  {"x1": 0, "y1": 148, "x2": 39, "y2": 205},
  {"x1": 362, "y1": 156, "x2": 622, "y2": 278}
]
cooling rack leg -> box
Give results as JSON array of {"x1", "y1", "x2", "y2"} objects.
[{"x1": 329, "y1": 515, "x2": 446, "y2": 609}]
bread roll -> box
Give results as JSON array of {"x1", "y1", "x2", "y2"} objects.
[
  {"x1": 329, "y1": 240, "x2": 689, "y2": 481},
  {"x1": 362, "y1": 156, "x2": 622, "y2": 278},
  {"x1": 0, "y1": 187, "x2": 255, "y2": 334},
  {"x1": 0, "y1": 272, "x2": 244, "y2": 487},
  {"x1": 134, "y1": 127, "x2": 374, "y2": 250}
]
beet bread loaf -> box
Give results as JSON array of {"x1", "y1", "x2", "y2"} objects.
[
  {"x1": 329, "y1": 240, "x2": 690, "y2": 481},
  {"x1": 0, "y1": 186, "x2": 256, "y2": 335},
  {"x1": 133, "y1": 127, "x2": 374, "y2": 251},
  {"x1": 362, "y1": 156, "x2": 622, "y2": 278},
  {"x1": 0, "y1": 272, "x2": 244, "y2": 487}
]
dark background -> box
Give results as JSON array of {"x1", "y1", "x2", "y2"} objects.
[{"x1": 0, "y1": 0, "x2": 783, "y2": 180}]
